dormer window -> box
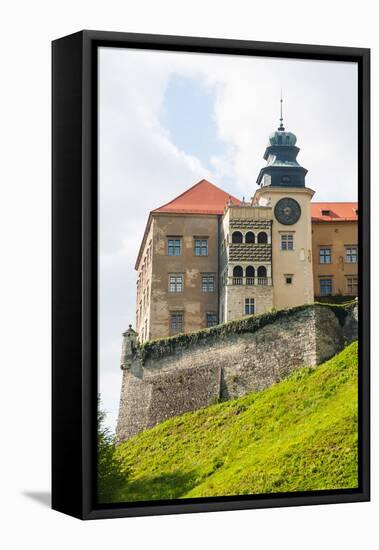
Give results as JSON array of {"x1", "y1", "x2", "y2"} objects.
[{"x1": 321, "y1": 209, "x2": 331, "y2": 216}]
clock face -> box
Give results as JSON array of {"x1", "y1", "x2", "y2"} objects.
[{"x1": 274, "y1": 197, "x2": 301, "y2": 225}]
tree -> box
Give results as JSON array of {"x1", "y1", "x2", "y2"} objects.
[{"x1": 97, "y1": 400, "x2": 127, "y2": 502}]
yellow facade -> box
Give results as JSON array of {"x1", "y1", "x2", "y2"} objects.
[
  {"x1": 253, "y1": 186, "x2": 315, "y2": 310},
  {"x1": 312, "y1": 221, "x2": 358, "y2": 298}
]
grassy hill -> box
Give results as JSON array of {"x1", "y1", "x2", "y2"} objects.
[{"x1": 111, "y1": 341, "x2": 358, "y2": 502}]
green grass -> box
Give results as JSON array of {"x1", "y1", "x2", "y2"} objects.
[{"x1": 111, "y1": 341, "x2": 358, "y2": 502}]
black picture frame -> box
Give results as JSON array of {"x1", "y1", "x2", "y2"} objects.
[{"x1": 52, "y1": 30, "x2": 370, "y2": 520}]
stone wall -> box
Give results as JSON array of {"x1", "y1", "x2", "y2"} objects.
[
  {"x1": 224, "y1": 284, "x2": 273, "y2": 321},
  {"x1": 116, "y1": 302, "x2": 358, "y2": 443}
]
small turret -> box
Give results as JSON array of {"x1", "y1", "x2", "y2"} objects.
[{"x1": 120, "y1": 324, "x2": 137, "y2": 370}]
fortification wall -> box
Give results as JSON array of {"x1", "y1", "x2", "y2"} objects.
[{"x1": 116, "y1": 302, "x2": 357, "y2": 442}]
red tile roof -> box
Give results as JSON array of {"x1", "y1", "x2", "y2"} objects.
[
  {"x1": 311, "y1": 202, "x2": 358, "y2": 222},
  {"x1": 153, "y1": 179, "x2": 240, "y2": 215},
  {"x1": 136, "y1": 183, "x2": 357, "y2": 269}
]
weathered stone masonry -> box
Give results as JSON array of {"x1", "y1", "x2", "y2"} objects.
[{"x1": 116, "y1": 302, "x2": 358, "y2": 443}]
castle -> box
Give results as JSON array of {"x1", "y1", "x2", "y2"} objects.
[
  {"x1": 115, "y1": 111, "x2": 359, "y2": 443},
  {"x1": 134, "y1": 112, "x2": 358, "y2": 342}
]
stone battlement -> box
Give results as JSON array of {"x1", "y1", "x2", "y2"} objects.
[{"x1": 116, "y1": 302, "x2": 358, "y2": 443}]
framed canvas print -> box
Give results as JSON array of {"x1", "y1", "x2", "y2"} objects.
[{"x1": 52, "y1": 30, "x2": 370, "y2": 520}]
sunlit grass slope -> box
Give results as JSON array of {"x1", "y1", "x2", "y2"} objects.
[{"x1": 113, "y1": 341, "x2": 358, "y2": 502}]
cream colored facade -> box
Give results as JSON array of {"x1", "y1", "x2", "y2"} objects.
[
  {"x1": 135, "y1": 220, "x2": 154, "y2": 341},
  {"x1": 219, "y1": 203, "x2": 274, "y2": 322},
  {"x1": 253, "y1": 186, "x2": 315, "y2": 310}
]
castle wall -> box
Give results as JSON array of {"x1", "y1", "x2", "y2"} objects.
[
  {"x1": 116, "y1": 303, "x2": 357, "y2": 442},
  {"x1": 116, "y1": 371, "x2": 153, "y2": 442},
  {"x1": 224, "y1": 284, "x2": 273, "y2": 321},
  {"x1": 144, "y1": 364, "x2": 221, "y2": 430}
]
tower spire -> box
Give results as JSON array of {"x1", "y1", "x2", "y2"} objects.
[{"x1": 278, "y1": 90, "x2": 285, "y2": 131}]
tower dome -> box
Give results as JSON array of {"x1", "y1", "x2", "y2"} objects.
[
  {"x1": 256, "y1": 95, "x2": 308, "y2": 188},
  {"x1": 268, "y1": 130, "x2": 297, "y2": 147}
]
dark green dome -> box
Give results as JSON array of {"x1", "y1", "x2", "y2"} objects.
[
  {"x1": 269, "y1": 131, "x2": 297, "y2": 146},
  {"x1": 256, "y1": 96, "x2": 307, "y2": 187}
]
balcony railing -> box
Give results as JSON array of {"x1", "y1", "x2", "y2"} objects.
[{"x1": 228, "y1": 277, "x2": 272, "y2": 286}]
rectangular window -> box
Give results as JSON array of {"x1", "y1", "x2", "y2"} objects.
[
  {"x1": 202, "y1": 274, "x2": 215, "y2": 292},
  {"x1": 206, "y1": 313, "x2": 218, "y2": 327},
  {"x1": 170, "y1": 312, "x2": 183, "y2": 334},
  {"x1": 345, "y1": 246, "x2": 358, "y2": 263},
  {"x1": 245, "y1": 298, "x2": 255, "y2": 315},
  {"x1": 346, "y1": 276, "x2": 358, "y2": 295},
  {"x1": 194, "y1": 238, "x2": 208, "y2": 256},
  {"x1": 167, "y1": 238, "x2": 181, "y2": 256},
  {"x1": 285, "y1": 275, "x2": 293, "y2": 284},
  {"x1": 281, "y1": 234, "x2": 294, "y2": 250},
  {"x1": 319, "y1": 247, "x2": 331, "y2": 264},
  {"x1": 169, "y1": 274, "x2": 183, "y2": 293},
  {"x1": 320, "y1": 278, "x2": 333, "y2": 296}
]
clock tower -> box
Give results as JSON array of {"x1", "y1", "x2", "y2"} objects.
[{"x1": 253, "y1": 99, "x2": 314, "y2": 309}]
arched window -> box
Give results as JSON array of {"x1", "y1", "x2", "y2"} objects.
[
  {"x1": 233, "y1": 266, "x2": 243, "y2": 277},
  {"x1": 232, "y1": 231, "x2": 243, "y2": 243},
  {"x1": 245, "y1": 231, "x2": 255, "y2": 243},
  {"x1": 232, "y1": 265, "x2": 243, "y2": 285},
  {"x1": 257, "y1": 266, "x2": 267, "y2": 277},
  {"x1": 246, "y1": 266, "x2": 255, "y2": 285},
  {"x1": 257, "y1": 231, "x2": 268, "y2": 244},
  {"x1": 246, "y1": 266, "x2": 255, "y2": 277}
]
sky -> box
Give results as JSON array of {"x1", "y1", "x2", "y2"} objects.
[{"x1": 98, "y1": 46, "x2": 358, "y2": 431}]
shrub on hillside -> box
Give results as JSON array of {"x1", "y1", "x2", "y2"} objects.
[{"x1": 98, "y1": 404, "x2": 127, "y2": 503}]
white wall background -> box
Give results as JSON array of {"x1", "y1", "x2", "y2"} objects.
[{"x1": 0, "y1": 1, "x2": 376, "y2": 548}]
